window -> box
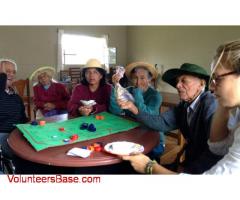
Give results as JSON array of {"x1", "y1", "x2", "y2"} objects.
[{"x1": 58, "y1": 31, "x2": 109, "y2": 72}]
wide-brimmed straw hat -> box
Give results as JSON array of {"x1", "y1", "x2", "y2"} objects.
[
  {"x1": 30, "y1": 66, "x2": 56, "y2": 82},
  {"x1": 162, "y1": 63, "x2": 209, "y2": 88},
  {"x1": 125, "y1": 61, "x2": 158, "y2": 79},
  {"x1": 83, "y1": 58, "x2": 105, "y2": 70}
]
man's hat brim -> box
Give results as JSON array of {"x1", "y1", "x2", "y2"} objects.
[{"x1": 162, "y1": 63, "x2": 210, "y2": 88}]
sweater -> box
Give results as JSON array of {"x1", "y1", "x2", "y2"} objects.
[
  {"x1": 109, "y1": 86, "x2": 165, "y2": 147},
  {"x1": 67, "y1": 83, "x2": 112, "y2": 117},
  {"x1": 33, "y1": 82, "x2": 70, "y2": 115},
  {"x1": 0, "y1": 91, "x2": 27, "y2": 133}
]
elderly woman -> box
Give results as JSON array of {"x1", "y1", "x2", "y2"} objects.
[
  {"x1": 0, "y1": 59, "x2": 27, "y2": 158},
  {"x1": 122, "y1": 40, "x2": 240, "y2": 175},
  {"x1": 120, "y1": 63, "x2": 221, "y2": 174},
  {"x1": 109, "y1": 62, "x2": 165, "y2": 161},
  {"x1": 30, "y1": 66, "x2": 70, "y2": 118},
  {"x1": 67, "y1": 58, "x2": 112, "y2": 117}
]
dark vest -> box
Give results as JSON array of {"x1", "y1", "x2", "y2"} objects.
[{"x1": 176, "y1": 91, "x2": 222, "y2": 173}]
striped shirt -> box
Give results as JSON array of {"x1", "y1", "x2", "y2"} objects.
[{"x1": 0, "y1": 91, "x2": 27, "y2": 133}]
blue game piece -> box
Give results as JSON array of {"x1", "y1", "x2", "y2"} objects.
[
  {"x1": 87, "y1": 123, "x2": 96, "y2": 132},
  {"x1": 81, "y1": 146, "x2": 87, "y2": 149},
  {"x1": 63, "y1": 138, "x2": 70, "y2": 142},
  {"x1": 31, "y1": 120, "x2": 38, "y2": 126},
  {"x1": 80, "y1": 123, "x2": 88, "y2": 130}
]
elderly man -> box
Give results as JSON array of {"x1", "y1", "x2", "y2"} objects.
[
  {"x1": 119, "y1": 63, "x2": 222, "y2": 174},
  {"x1": 0, "y1": 58, "x2": 18, "y2": 93},
  {"x1": 0, "y1": 59, "x2": 27, "y2": 161}
]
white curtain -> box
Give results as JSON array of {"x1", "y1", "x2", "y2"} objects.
[
  {"x1": 103, "y1": 34, "x2": 109, "y2": 73},
  {"x1": 57, "y1": 29, "x2": 64, "y2": 73}
]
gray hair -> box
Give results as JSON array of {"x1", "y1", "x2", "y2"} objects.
[
  {"x1": 0, "y1": 58, "x2": 18, "y2": 72},
  {"x1": 211, "y1": 40, "x2": 240, "y2": 73},
  {"x1": 131, "y1": 67, "x2": 152, "y2": 80}
]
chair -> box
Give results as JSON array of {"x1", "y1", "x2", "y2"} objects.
[
  {"x1": 59, "y1": 70, "x2": 70, "y2": 82},
  {"x1": 69, "y1": 67, "x2": 82, "y2": 83},
  {"x1": 12, "y1": 79, "x2": 31, "y2": 121},
  {"x1": 160, "y1": 130, "x2": 185, "y2": 165},
  {"x1": 0, "y1": 145, "x2": 15, "y2": 174},
  {"x1": 159, "y1": 103, "x2": 186, "y2": 171}
]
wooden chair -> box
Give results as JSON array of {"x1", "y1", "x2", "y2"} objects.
[
  {"x1": 59, "y1": 70, "x2": 70, "y2": 81},
  {"x1": 159, "y1": 102, "x2": 186, "y2": 170},
  {"x1": 69, "y1": 67, "x2": 82, "y2": 83},
  {"x1": 160, "y1": 130, "x2": 185, "y2": 166},
  {"x1": 12, "y1": 79, "x2": 31, "y2": 121}
]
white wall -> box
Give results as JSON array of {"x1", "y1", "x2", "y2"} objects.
[
  {"x1": 2, "y1": 26, "x2": 240, "y2": 93},
  {"x1": 0, "y1": 26, "x2": 127, "y2": 80},
  {"x1": 127, "y1": 26, "x2": 240, "y2": 93}
]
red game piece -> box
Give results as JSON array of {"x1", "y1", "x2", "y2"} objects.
[
  {"x1": 96, "y1": 115, "x2": 104, "y2": 120},
  {"x1": 70, "y1": 134, "x2": 78, "y2": 140},
  {"x1": 93, "y1": 143, "x2": 100, "y2": 147},
  {"x1": 59, "y1": 127, "x2": 65, "y2": 131},
  {"x1": 39, "y1": 120, "x2": 46, "y2": 126},
  {"x1": 94, "y1": 146, "x2": 102, "y2": 152}
]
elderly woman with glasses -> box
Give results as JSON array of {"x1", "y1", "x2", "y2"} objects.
[
  {"x1": 121, "y1": 39, "x2": 240, "y2": 175},
  {"x1": 120, "y1": 63, "x2": 221, "y2": 174}
]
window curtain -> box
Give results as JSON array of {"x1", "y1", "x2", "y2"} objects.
[
  {"x1": 102, "y1": 34, "x2": 109, "y2": 73},
  {"x1": 57, "y1": 29, "x2": 64, "y2": 73}
]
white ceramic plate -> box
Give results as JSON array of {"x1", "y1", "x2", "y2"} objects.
[{"x1": 104, "y1": 141, "x2": 144, "y2": 156}]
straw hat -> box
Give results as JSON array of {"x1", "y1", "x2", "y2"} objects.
[
  {"x1": 0, "y1": 58, "x2": 17, "y2": 71},
  {"x1": 83, "y1": 58, "x2": 104, "y2": 70},
  {"x1": 162, "y1": 63, "x2": 209, "y2": 88},
  {"x1": 125, "y1": 62, "x2": 158, "y2": 79},
  {"x1": 30, "y1": 66, "x2": 56, "y2": 82}
]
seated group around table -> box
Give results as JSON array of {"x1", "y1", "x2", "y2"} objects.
[{"x1": 1, "y1": 39, "x2": 240, "y2": 175}]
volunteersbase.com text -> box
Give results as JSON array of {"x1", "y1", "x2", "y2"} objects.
[{"x1": 7, "y1": 175, "x2": 101, "y2": 184}]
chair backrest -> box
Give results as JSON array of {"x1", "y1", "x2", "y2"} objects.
[
  {"x1": 59, "y1": 70, "x2": 70, "y2": 81},
  {"x1": 12, "y1": 79, "x2": 31, "y2": 120},
  {"x1": 159, "y1": 95, "x2": 185, "y2": 170},
  {"x1": 69, "y1": 67, "x2": 82, "y2": 83}
]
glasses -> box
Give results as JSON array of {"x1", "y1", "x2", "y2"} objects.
[{"x1": 210, "y1": 71, "x2": 238, "y2": 85}]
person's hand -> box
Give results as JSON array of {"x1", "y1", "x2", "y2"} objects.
[
  {"x1": 44, "y1": 102, "x2": 56, "y2": 110},
  {"x1": 117, "y1": 99, "x2": 139, "y2": 115},
  {"x1": 122, "y1": 153, "x2": 151, "y2": 173},
  {"x1": 112, "y1": 74, "x2": 122, "y2": 85},
  {"x1": 78, "y1": 105, "x2": 93, "y2": 116}
]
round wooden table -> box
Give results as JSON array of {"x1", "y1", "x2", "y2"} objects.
[{"x1": 8, "y1": 115, "x2": 160, "y2": 168}]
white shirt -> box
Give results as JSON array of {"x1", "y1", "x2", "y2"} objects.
[{"x1": 204, "y1": 107, "x2": 240, "y2": 174}]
